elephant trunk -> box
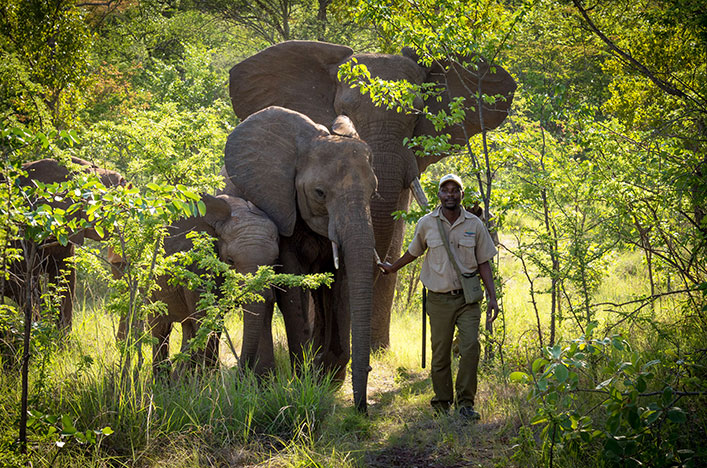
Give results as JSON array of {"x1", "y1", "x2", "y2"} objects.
[
  {"x1": 370, "y1": 153, "x2": 414, "y2": 255},
  {"x1": 335, "y1": 206, "x2": 374, "y2": 412}
]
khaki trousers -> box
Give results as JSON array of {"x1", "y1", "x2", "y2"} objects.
[{"x1": 426, "y1": 291, "x2": 481, "y2": 410}]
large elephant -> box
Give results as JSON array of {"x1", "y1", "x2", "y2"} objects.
[
  {"x1": 4, "y1": 157, "x2": 127, "y2": 330},
  {"x1": 147, "y1": 193, "x2": 279, "y2": 375},
  {"x1": 224, "y1": 106, "x2": 377, "y2": 411},
  {"x1": 227, "y1": 40, "x2": 516, "y2": 349}
]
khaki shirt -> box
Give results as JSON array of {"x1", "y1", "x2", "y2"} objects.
[{"x1": 407, "y1": 206, "x2": 498, "y2": 293}]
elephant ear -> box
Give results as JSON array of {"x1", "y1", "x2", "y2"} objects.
[
  {"x1": 229, "y1": 41, "x2": 353, "y2": 126},
  {"x1": 202, "y1": 193, "x2": 232, "y2": 228},
  {"x1": 164, "y1": 194, "x2": 231, "y2": 255},
  {"x1": 331, "y1": 115, "x2": 359, "y2": 139},
  {"x1": 224, "y1": 106, "x2": 327, "y2": 237},
  {"x1": 407, "y1": 47, "x2": 517, "y2": 145}
]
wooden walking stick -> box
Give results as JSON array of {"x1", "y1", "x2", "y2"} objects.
[{"x1": 422, "y1": 286, "x2": 427, "y2": 368}]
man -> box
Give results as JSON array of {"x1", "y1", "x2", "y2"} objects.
[{"x1": 378, "y1": 173, "x2": 499, "y2": 420}]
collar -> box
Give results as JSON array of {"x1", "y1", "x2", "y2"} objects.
[{"x1": 431, "y1": 205, "x2": 473, "y2": 225}]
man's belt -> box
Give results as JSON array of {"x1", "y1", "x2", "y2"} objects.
[{"x1": 431, "y1": 289, "x2": 463, "y2": 295}]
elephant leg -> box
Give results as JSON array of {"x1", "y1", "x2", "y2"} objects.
[
  {"x1": 151, "y1": 319, "x2": 172, "y2": 377},
  {"x1": 254, "y1": 299, "x2": 276, "y2": 374},
  {"x1": 276, "y1": 235, "x2": 315, "y2": 372},
  {"x1": 44, "y1": 245, "x2": 75, "y2": 332},
  {"x1": 311, "y1": 267, "x2": 349, "y2": 383},
  {"x1": 370, "y1": 214, "x2": 406, "y2": 350},
  {"x1": 58, "y1": 264, "x2": 76, "y2": 332},
  {"x1": 180, "y1": 317, "x2": 202, "y2": 370},
  {"x1": 203, "y1": 333, "x2": 220, "y2": 369}
]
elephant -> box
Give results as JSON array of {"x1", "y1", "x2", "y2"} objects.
[
  {"x1": 227, "y1": 40, "x2": 516, "y2": 349},
  {"x1": 146, "y1": 193, "x2": 280, "y2": 375},
  {"x1": 223, "y1": 105, "x2": 377, "y2": 412},
  {"x1": 3, "y1": 157, "x2": 127, "y2": 331}
]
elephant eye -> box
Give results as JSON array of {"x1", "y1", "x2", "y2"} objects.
[
  {"x1": 226, "y1": 257, "x2": 235, "y2": 266},
  {"x1": 315, "y1": 188, "x2": 325, "y2": 199}
]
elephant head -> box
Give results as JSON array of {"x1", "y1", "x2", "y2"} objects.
[
  {"x1": 227, "y1": 41, "x2": 516, "y2": 348},
  {"x1": 8, "y1": 157, "x2": 127, "y2": 330},
  {"x1": 224, "y1": 106, "x2": 377, "y2": 411},
  {"x1": 149, "y1": 193, "x2": 280, "y2": 374}
]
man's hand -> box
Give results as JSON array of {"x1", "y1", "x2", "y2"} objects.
[
  {"x1": 378, "y1": 251, "x2": 417, "y2": 276},
  {"x1": 486, "y1": 296, "x2": 499, "y2": 327},
  {"x1": 378, "y1": 261, "x2": 394, "y2": 274}
]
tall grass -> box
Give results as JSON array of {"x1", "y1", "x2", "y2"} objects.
[
  {"x1": 1, "y1": 243, "x2": 703, "y2": 467},
  {"x1": 0, "y1": 304, "x2": 337, "y2": 466}
]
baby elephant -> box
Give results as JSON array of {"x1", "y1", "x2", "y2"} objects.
[{"x1": 146, "y1": 193, "x2": 279, "y2": 375}]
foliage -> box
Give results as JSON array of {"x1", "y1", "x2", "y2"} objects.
[
  {"x1": 194, "y1": 0, "x2": 370, "y2": 45},
  {"x1": 160, "y1": 230, "x2": 332, "y2": 366},
  {"x1": 0, "y1": 0, "x2": 93, "y2": 129},
  {"x1": 1, "y1": 0, "x2": 706, "y2": 465},
  {"x1": 510, "y1": 322, "x2": 702, "y2": 467}
]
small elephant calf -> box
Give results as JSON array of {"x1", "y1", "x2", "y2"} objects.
[{"x1": 118, "y1": 193, "x2": 280, "y2": 375}]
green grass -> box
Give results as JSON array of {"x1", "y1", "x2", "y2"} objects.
[{"x1": 1, "y1": 243, "x2": 704, "y2": 467}]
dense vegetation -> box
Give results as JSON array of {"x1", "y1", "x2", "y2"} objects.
[{"x1": 1, "y1": 0, "x2": 705, "y2": 466}]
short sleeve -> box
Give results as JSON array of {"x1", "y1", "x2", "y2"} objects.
[{"x1": 407, "y1": 218, "x2": 427, "y2": 257}]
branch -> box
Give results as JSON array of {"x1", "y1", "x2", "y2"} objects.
[{"x1": 571, "y1": 0, "x2": 707, "y2": 111}]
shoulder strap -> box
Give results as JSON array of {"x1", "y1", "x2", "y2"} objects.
[{"x1": 436, "y1": 216, "x2": 465, "y2": 282}]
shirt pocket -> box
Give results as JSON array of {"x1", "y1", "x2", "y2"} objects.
[
  {"x1": 457, "y1": 236, "x2": 477, "y2": 269},
  {"x1": 426, "y1": 237, "x2": 448, "y2": 275}
]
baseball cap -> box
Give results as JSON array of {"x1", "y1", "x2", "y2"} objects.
[{"x1": 439, "y1": 173, "x2": 463, "y2": 190}]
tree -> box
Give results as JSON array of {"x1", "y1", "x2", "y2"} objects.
[{"x1": 0, "y1": 0, "x2": 93, "y2": 129}]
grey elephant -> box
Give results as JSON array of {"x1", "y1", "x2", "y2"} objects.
[
  {"x1": 228, "y1": 40, "x2": 516, "y2": 349},
  {"x1": 140, "y1": 193, "x2": 279, "y2": 375},
  {"x1": 4, "y1": 157, "x2": 127, "y2": 330},
  {"x1": 224, "y1": 105, "x2": 377, "y2": 412}
]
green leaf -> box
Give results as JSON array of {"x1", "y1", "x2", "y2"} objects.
[
  {"x1": 197, "y1": 200, "x2": 206, "y2": 216},
  {"x1": 627, "y1": 407, "x2": 641, "y2": 430},
  {"x1": 61, "y1": 415, "x2": 76, "y2": 435},
  {"x1": 667, "y1": 407, "x2": 686, "y2": 424},
  {"x1": 509, "y1": 371, "x2": 529, "y2": 383},
  {"x1": 549, "y1": 344, "x2": 562, "y2": 360},
  {"x1": 531, "y1": 414, "x2": 548, "y2": 425},
  {"x1": 662, "y1": 387, "x2": 674, "y2": 406},
  {"x1": 644, "y1": 409, "x2": 661, "y2": 425},
  {"x1": 101, "y1": 426, "x2": 114, "y2": 436},
  {"x1": 596, "y1": 378, "x2": 613, "y2": 390},
  {"x1": 554, "y1": 363, "x2": 569, "y2": 383},
  {"x1": 182, "y1": 190, "x2": 200, "y2": 201},
  {"x1": 635, "y1": 376, "x2": 647, "y2": 393},
  {"x1": 532, "y1": 357, "x2": 549, "y2": 374},
  {"x1": 611, "y1": 336, "x2": 625, "y2": 350},
  {"x1": 641, "y1": 359, "x2": 660, "y2": 371},
  {"x1": 536, "y1": 378, "x2": 548, "y2": 392},
  {"x1": 94, "y1": 224, "x2": 105, "y2": 239}
]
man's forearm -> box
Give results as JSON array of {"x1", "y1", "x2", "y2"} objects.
[
  {"x1": 478, "y1": 261, "x2": 496, "y2": 300},
  {"x1": 379, "y1": 251, "x2": 418, "y2": 274}
]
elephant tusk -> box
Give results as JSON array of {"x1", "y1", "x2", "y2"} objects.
[
  {"x1": 332, "y1": 241, "x2": 340, "y2": 269},
  {"x1": 410, "y1": 178, "x2": 429, "y2": 210}
]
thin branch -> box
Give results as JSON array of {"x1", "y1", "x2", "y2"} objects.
[{"x1": 571, "y1": 0, "x2": 707, "y2": 111}]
